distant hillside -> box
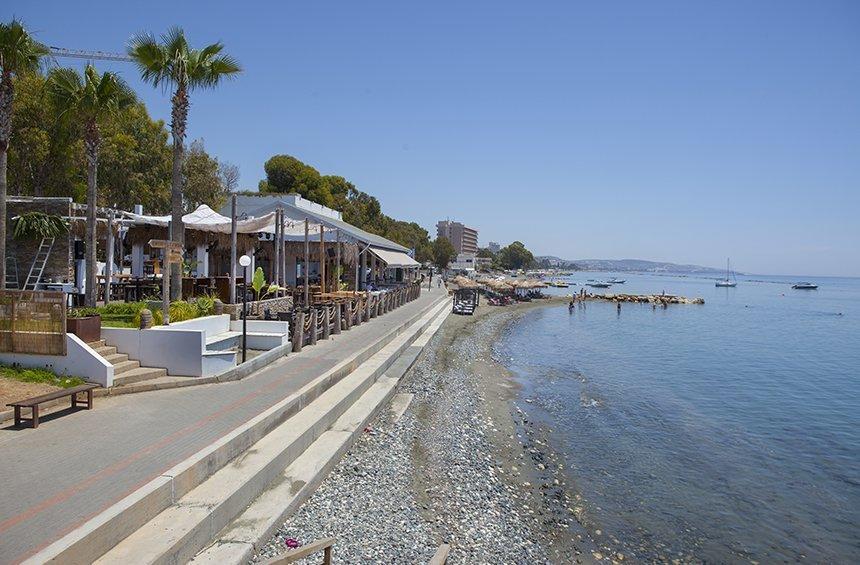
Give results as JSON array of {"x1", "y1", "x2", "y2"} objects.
[{"x1": 536, "y1": 256, "x2": 725, "y2": 274}]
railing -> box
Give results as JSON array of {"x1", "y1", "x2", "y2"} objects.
[
  {"x1": 0, "y1": 290, "x2": 67, "y2": 355},
  {"x1": 289, "y1": 282, "x2": 422, "y2": 353}
]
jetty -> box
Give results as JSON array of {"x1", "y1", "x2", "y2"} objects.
[{"x1": 588, "y1": 292, "x2": 704, "y2": 305}]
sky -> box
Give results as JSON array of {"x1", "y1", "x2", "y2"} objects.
[{"x1": 6, "y1": 1, "x2": 860, "y2": 276}]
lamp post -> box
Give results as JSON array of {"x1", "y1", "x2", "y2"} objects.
[{"x1": 239, "y1": 254, "x2": 251, "y2": 363}]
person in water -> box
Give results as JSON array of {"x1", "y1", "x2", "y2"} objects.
[{"x1": 569, "y1": 299, "x2": 575, "y2": 312}]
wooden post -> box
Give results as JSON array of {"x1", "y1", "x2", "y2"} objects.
[
  {"x1": 333, "y1": 303, "x2": 342, "y2": 334},
  {"x1": 354, "y1": 246, "x2": 360, "y2": 291},
  {"x1": 230, "y1": 195, "x2": 237, "y2": 304},
  {"x1": 292, "y1": 310, "x2": 304, "y2": 352},
  {"x1": 304, "y1": 219, "x2": 310, "y2": 308},
  {"x1": 340, "y1": 302, "x2": 348, "y2": 331},
  {"x1": 309, "y1": 308, "x2": 318, "y2": 345},
  {"x1": 104, "y1": 209, "x2": 114, "y2": 303},
  {"x1": 322, "y1": 305, "x2": 331, "y2": 340},
  {"x1": 280, "y1": 210, "x2": 287, "y2": 290},
  {"x1": 273, "y1": 208, "x2": 280, "y2": 292},
  {"x1": 335, "y1": 229, "x2": 340, "y2": 292},
  {"x1": 365, "y1": 293, "x2": 372, "y2": 321},
  {"x1": 319, "y1": 225, "x2": 326, "y2": 295}
]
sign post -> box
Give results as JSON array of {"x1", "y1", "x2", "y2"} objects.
[{"x1": 149, "y1": 238, "x2": 184, "y2": 325}]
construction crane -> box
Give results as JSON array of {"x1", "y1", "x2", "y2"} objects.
[{"x1": 48, "y1": 46, "x2": 133, "y2": 65}]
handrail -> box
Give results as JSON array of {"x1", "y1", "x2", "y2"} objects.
[{"x1": 257, "y1": 537, "x2": 335, "y2": 564}]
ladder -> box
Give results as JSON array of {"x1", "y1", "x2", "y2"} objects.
[
  {"x1": 4, "y1": 257, "x2": 19, "y2": 289},
  {"x1": 23, "y1": 238, "x2": 55, "y2": 290}
]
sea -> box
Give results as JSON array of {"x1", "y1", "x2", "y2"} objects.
[{"x1": 495, "y1": 272, "x2": 859, "y2": 563}]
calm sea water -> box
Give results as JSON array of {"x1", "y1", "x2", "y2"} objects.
[{"x1": 496, "y1": 272, "x2": 859, "y2": 562}]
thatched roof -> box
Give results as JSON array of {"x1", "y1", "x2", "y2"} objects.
[{"x1": 452, "y1": 275, "x2": 481, "y2": 289}]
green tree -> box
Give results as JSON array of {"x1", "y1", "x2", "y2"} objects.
[
  {"x1": 497, "y1": 241, "x2": 535, "y2": 270},
  {"x1": 261, "y1": 154, "x2": 334, "y2": 207},
  {"x1": 0, "y1": 18, "x2": 48, "y2": 288},
  {"x1": 47, "y1": 65, "x2": 135, "y2": 306},
  {"x1": 431, "y1": 236, "x2": 456, "y2": 270},
  {"x1": 476, "y1": 247, "x2": 495, "y2": 259},
  {"x1": 183, "y1": 138, "x2": 229, "y2": 212},
  {"x1": 129, "y1": 27, "x2": 241, "y2": 298}
]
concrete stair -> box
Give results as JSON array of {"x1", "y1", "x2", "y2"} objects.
[
  {"x1": 87, "y1": 340, "x2": 168, "y2": 387},
  {"x1": 93, "y1": 300, "x2": 450, "y2": 565},
  {"x1": 29, "y1": 294, "x2": 450, "y2": 565}
]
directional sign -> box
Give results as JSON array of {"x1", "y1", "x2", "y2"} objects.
[
  {"x1": 168, "y1": 251, "x2": 185, "y2": 264},
  {"x1": 148, "y1": 239, "x2": 183, "y2": 250}
]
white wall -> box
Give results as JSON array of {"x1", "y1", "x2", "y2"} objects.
[{"x1": 0, "y1": 333, "x2": 114, "y2": 387}]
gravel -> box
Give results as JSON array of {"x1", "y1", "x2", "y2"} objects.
[{"x1": 254, "y1": 306, "x2": 588, "y2": 564}]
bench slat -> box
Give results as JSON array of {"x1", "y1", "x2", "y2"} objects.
[{"x1": 7, "y1": 383, "x2": 99, "y2": 407}]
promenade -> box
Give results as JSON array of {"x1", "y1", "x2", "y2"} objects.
[{"x1": 0, "y1": 286, "x2": 444, "y2": 564}]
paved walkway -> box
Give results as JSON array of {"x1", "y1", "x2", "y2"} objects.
[{"x1": 0, "y1": 287, "x2": 446, "y2": 564}]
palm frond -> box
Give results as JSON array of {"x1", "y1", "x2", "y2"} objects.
[
  {"x1": 0, "y1": 19, "x2": 49, "y2": 74},
  {"x1": 128, "y1": 32, "x2": 169, "y2": 88}
]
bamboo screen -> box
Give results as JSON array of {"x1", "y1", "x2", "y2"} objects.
[{"x1": 0, "y1": 290, "x2": 67, "y2": 355}]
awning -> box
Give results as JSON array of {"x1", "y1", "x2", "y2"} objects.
[
  {"x1": 123, "y1": 204, "x2": 283, "y2": 234},
  {"x1": 368, "y1": 246, "x2": 420, "y2": 268}
]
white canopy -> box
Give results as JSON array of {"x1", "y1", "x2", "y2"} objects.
[
  {"x1": 369, "y1": 246, "x2": 420, "y2": 268},
  {"x1": 124, "y1": 204, "x2": 292, "y2": 234}
]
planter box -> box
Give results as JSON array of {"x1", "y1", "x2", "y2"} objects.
[{"x1": 67, "y1": 315, "x2": 101, "y2": 343}]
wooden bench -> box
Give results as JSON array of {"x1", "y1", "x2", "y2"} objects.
[{"x1": 7, "y1": 383, "x2": 100, "y2": 428}]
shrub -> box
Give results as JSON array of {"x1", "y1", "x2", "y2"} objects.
[{"x1": 193, "y1": 294, "x2": 216, "y2": 317}]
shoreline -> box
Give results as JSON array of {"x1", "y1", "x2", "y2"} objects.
[{"x1": 255, "y1": 295, "x2": 604, "y2": 563}]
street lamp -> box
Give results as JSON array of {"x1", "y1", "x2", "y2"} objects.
[{"x1": 239, "y1": 254, "x2": 251, "y2": 363}]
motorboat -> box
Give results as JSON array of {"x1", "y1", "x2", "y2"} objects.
[
  {"x1": 715, "y1": 258, "x2": 738, "y2": 287},
  {"x1": 587, "y1": 281, "x2": 612, "y2": 288},
  {"x1": 792, "y1": 282, "x2": 818, "y2": 290},
  {"x1": 608, "y1": 277, "x2": 626, "y2": 284}
]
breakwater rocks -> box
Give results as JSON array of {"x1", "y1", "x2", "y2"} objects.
[{"x1": 592, "y1": 293, "x2": 705, "y2": 305}]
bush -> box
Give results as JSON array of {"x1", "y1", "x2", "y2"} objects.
[
  {"x1": 193, "y1": 295, "x2": 215, "y2": 317},
  {"x1": 169, "y1": 301, "x2": 198, "y2": 323}
]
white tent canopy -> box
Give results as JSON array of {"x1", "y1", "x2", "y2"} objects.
[
  {"x1": 369, "y1": 246, "x2": 420, "y2": 268},
  {"x1": 122, "y1": 204, "x2": 323, "y2": 235}
]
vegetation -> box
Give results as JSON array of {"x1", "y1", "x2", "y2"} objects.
[
  {"x1": 129, "y1": 26, "x2": 241, "y2": 299},
  {"x1": 48, "y1": 65, "x2": 136, "y2": 307},
  {"x1": 260, "y1": 154, "x2": 432, "y2": 261},
  {"x1": 0, "y1": 363, "x2": 85, "y2": 389},
  {"x1": 12, "y1": 211, "x2": 68, "y2": 239},
  {"x1": 69, "y1": 297, "x2": 215, "y2": 327},
  {"x1": 1, "y1": 19, "x2": 49, "y2": 289},
  {"x1": 431, "y1": 236, "x2": 456, "y2": 270},
  {"x1": 497, "y1": 241, "x2": 535, "y2": 270}
]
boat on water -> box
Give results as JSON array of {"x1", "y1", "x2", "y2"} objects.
[
  {"x1": 715, "y1": 258, "x2": 738, "y2": 287},
  {"x1": 587, "y1": 282, "x2": 612, "y2": 288},
  {"x1": 792, "y1": 282, "x2": 818, "y2": 290},
  {"x1": 608, "y1": 277, "x2": 626, "y2": 284},
  {"x1": 550, "y1": 279, "x2": 569, "y2": 288}
]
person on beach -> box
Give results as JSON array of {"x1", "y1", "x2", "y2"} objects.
[{"x1": 569, "y1": 299, "x2": 575, "y2": 312}]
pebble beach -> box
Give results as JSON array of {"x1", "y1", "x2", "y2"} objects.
[{"x1": 254, "y1": 297, "x2": 598, "y2": 564}]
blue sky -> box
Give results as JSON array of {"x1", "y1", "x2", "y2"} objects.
[{"x1": 6, "y1": 1, "x2": 860, "y2": 276}]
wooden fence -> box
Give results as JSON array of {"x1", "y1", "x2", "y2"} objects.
[{"x1": 0, "y1": 290, "x2": 67, "y2": 356}]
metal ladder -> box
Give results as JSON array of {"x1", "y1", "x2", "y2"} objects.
[
  {"x1": 23, "y1": 237, "x2": 55, "y2": 290},
  {"x1": 4, "y1": 257, "x2": 19, "y2": 289}
]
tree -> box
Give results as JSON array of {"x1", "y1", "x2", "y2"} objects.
[
  {"x1": 261, "y1": 154, "x2": 334, "y2": 207},
  {"x1": 47, "y1": 65, "x2": 135, "y2": 306},
  {"x1": 476, "y1": 247, "x2": 495, "y2": 259},
  {"x1": 183, "y1": 139, "x2": 229, "y2": 211},
  {"x1": 219, "y1": 160, "x2": 239, "y2": 192},
  {"x1": 431, "y1": 236, "x2": 456, "y2": 270},
  {"x1": 497, "y1": 241, "x2": 535, "y2": 270},
  {"x1": 0, "y1": 19, "x2": 48, "y2": 288},
  {"x1": 129, "y1": 27, "x2": 241, "y2": 298}
]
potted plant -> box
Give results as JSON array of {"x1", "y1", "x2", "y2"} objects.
[{"x1": 67, "y1": 307, "x2": 101, "y2": 343}]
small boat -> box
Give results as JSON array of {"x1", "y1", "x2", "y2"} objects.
[
  {"x1": 715, "y1": 258, "x2": 738, "y2": 287},
  {"x1": 792, "y1": 282, "x2": 818, "y2": 290},
  {"x1": 550, "y1": 279, "x2": 569, "y2": 288},
  {"x1": 608, "y1": 278, "x2": 626, "y2": 284},
  {"x1": 587, "y1": 282, "x2": 612, "y2": 288}
]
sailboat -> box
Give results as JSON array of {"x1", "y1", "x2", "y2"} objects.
[{"x1": 715, "y1": 258, "x2": 737, "y2": 287}]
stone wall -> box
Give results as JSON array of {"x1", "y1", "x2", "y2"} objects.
[{"x1": 223, "y1": 295, "x2": 294, "y2": 320}]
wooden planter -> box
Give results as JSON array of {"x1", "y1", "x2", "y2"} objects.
[{"x1": 67, "y1": 315, "x2": 101, "y2": 343}]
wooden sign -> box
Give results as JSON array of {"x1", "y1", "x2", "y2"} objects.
[
  {"x1": 168, "y1": 251, "x2": 185, "y2": 264},
  {"x1": 148, "y1": 239, "x2": 183, "y2": 250}
]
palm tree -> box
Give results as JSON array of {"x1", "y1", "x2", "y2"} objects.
[
  {"x1": 48, "y1": 65, "x2": 135, "y2": 306},
  {"x1": 128, "y1": 27, "x2": 240, "y2": 299},
  {"x1": 0, "y1": 19, "x2": 48, "y2": 289}
]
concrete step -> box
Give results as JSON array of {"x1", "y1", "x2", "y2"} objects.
[
  {"x1": 193, "y1": 307, "x2": 451, "y2": 564},
  {"x1": 113, "y1": 367, "x2": 168, "y2": 387},
  {"x1": 94, "y1": 300, "x2": 450, "y2": 565},
  {"x1": 94, "y1": 345, "x2": 118, "y2": 357},
  {"x1": 112, "y1": 360, "x2": 141, "y2": 375},
  {"x1": 26, "y1": 293, "x2": 449, "y2": 565},
  {"x1": 87, "y1": 339, "x2": 106, "y2": 349},
  {"x1": 103, "y1": 353, "x2": 129, "y2": 364}
]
